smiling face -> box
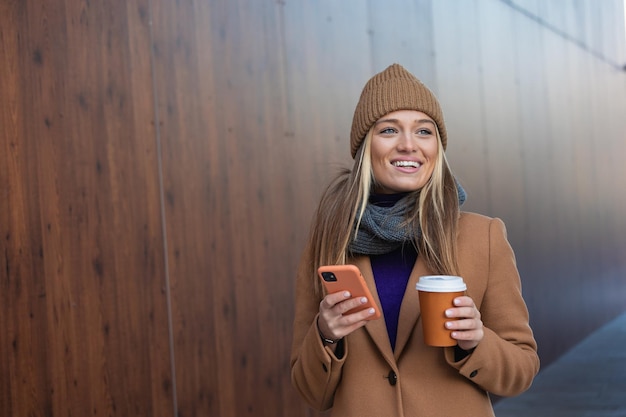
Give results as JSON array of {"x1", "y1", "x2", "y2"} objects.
[{"x1": 370, "y1": 110, "x2": 439, "y2": 194}]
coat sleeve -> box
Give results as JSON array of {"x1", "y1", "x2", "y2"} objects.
[
  {"x1": 445, "y1": 217, "x2": 540, "y2": 396},
  {"x1": 290, "y1": 253, "x2": 347, "y2": 411}
]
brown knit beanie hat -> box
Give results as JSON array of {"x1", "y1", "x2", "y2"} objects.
[{"x1": 350, "y1": 63, "x2": 447, "y2": 158}]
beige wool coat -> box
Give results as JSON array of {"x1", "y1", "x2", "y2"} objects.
[{"x1": 291, "y1": 212, "x2": 540, "y2": 417}]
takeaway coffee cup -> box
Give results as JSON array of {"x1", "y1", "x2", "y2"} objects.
[{"x1": 415, "y1": 275, "x2": 467, "y2": 347}]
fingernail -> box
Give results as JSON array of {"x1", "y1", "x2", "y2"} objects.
[
  {"x1": 453, "y1": 298, "x2": 461, "y2": 306},
  {"x1": 445, "y1": 321, "x2": 453, "y2": 329},
  {"x1": 445, "y1": 309, "x2": 453, "y2": 317},
  {"x1": 368, "y1": 308, "x2": 375, "y2": 315},
  {"x1": 360, "y1": 297, "x2": 367, "y2": 304},
  {"x1": 344, "y1": 292, "x2": 351, "y2": 298}
]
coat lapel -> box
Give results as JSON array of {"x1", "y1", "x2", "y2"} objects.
[{"x1": 393, "y1": 256, "x2": 432, "y2": 359}]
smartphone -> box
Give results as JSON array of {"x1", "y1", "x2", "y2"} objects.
[{"x1": 317, "y1": 264, "x2": 381, "y2": 319}]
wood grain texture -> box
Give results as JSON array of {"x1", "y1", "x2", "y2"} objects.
[
  {"x1": 0, "y1": 1, "x2": 174, "y2": 416},
  {"x1": 149, "y1": 0, "x2": 308, "y2": 415}
]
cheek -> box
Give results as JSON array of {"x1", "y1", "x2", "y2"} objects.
[
  {"x1": 370, "y1": 141, "x2": 385, "y2": 160},
  {"x1": 371, "y1": 157, "x2": 387, "y2": 179},
  {"x1": 424, "y1": 142, "x2": 439, "y2": 161},
  {"x1": 370, "y1": 145, "x2": 387, "y2": 170}
]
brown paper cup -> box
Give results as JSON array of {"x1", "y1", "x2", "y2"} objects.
[{"x1": 416, "y1": 276, "x2": 467, "y2": 347}]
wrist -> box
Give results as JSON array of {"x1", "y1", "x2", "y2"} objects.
[{"x1": 317, "y1": 316, "x2": 342, "y2": 345}]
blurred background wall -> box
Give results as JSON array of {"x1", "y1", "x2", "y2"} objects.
[{"x1": 1, "y1": 0, "x2": 625, "y2": 416}]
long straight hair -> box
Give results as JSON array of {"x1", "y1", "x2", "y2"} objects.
[{"x1": 305, "y1": 128, "x2": 460, "y2": 296}]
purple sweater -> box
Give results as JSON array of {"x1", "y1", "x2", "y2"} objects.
[{"x1": 369, "y1": 194, "x2": 417, "y2": 351}]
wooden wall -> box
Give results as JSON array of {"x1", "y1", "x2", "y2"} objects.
[{"x1": 1, "y1": 0, "x2": 625, "y2": 416}]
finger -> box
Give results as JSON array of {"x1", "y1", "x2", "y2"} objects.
[
  {"x1": 334, "y1": 311, "x2": 375, "y2": 337},
  {"x1": 452, "y1": 296, "x2": 475, "y2": 308},
  {"x1": 445, "y1": 308, "x2": 477, "y2": 320},
  {"x1": 451, "y1": 326, "x2": 484, "y2": 339},
  {"x1": 340, "y1": 305, "x2": 377, "y2": 322},
  {"x1": 321, "y1": 291, "x2": 351, "y2": 310},
  {"x1": 335, "y1": 296, "x2": 371, "y2": 315},
  {"x1": 321, "y1": 308, "x2": 375, "y2": 340},
  {"x1": 446, "y1": 318, "x2": 482, "y2": 331}
]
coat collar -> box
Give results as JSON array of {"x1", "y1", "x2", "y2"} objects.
[{"x1": 352, "y1": 256, "x2": 432, "y2": 364}]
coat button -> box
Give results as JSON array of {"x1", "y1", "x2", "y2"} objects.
[
  {"x1": 470, "y1": 370, "x2": 478, "y2": 378},
  {"x1": 387, "y1": 370, "x2": 397, "y2": 386}
]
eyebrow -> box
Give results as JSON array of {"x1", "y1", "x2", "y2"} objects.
[{"x1": 374, "y1": 118, "x2": 436, "y2": 127}]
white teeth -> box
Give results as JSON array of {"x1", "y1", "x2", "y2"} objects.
[{"x1": 393, "y1": 161, "x2": 420, "y2": 168}]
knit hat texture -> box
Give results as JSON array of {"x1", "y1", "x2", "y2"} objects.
[{"x1": 350, "y1": 63, "x2": 447, "y2": 158}]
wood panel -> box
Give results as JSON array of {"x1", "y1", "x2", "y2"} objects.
[
  {"x1": 282, "y1": 0, "x2": 371, "y2": 171},
  {"x1": 0, "y1": 1, "x2": 174, "y2": 416},
  {"x1": 149, "y1": 0, "x2": 307, "y2": 415}
]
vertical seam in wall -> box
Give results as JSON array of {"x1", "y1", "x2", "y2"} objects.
[{"x1": 146, "y1": 0, "x2": 179, "y2": 415}]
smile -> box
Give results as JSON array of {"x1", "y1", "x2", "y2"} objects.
[{"x1": 392, "y1": 160, "x2": 421, "y2": 168}]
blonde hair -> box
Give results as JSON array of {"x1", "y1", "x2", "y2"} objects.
[{"x1": 305, "y1": 127, "x2": 460, "y2": 296}]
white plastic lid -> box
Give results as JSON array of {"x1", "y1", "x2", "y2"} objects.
[{"x1": 415, "y1": 275, "x2": 466, "y2": 292}]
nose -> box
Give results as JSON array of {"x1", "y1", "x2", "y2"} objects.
[{"x1": 396, "y1": 131, "x2": 417, "y2": 153}]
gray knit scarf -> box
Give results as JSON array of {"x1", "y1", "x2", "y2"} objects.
[{"x1": 348, "y1": 182, "x2": 467, "y2": 255}]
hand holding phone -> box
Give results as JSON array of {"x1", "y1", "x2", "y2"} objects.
[{"x1": 318, "y1": 264, "x2": 381, "y2": 320}]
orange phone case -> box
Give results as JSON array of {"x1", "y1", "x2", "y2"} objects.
[{"x1": 317, "y1": 264, "x2": 381, "y2": 319}]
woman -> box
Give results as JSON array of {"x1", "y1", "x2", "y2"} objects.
[{"x1": 290, "y1": 63, "x2": 539, "y2": 416}]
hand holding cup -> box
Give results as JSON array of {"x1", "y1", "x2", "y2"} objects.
[{"x1": 416, "y1": 275, "x2": 467, "y2": 347}]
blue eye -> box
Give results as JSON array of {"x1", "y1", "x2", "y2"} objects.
[
  {"x1": 380, "y1": 127, "x2": 397, "y2": 134},
  {"x1": 417, "y1": 128, "x2": 432, "y2": 135}
]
